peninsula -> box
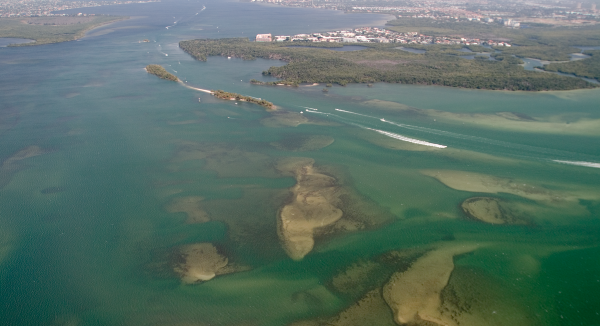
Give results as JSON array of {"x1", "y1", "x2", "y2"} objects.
[
  {"x1": 145, "y1": 64, "x2": 179, "y2": 81},
  {"x1": 0, "y1": 16, "x2": 128, "y2": 46}
]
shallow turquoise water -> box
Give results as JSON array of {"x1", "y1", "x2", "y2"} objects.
[{"x1": 1, "y1": 1, "x2": 599, "y2": 325}]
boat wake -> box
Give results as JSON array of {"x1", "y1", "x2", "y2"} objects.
[
  {"x1": 305, "y1": 107, "x2": 600, "y2": 167},
  {"x1": 553, "y1": 160, "x2": 600, "y2": 168},
  {"x1": 369, "y1": 128, "x2": 447, "y2": 148},
  {"x1": 166, "y1": 6, "x2": 204, "y2": 29},
  {"x1": 334, "y1": 108, "x2": 577, "y2": 157},
  {"x1": 306, "y1": 108, "x2": 445, "y2": 148}
]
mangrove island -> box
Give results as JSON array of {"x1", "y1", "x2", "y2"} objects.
[
  {"x1": 211, "y1": 90, "x2": 274, "y2": 110},
  {"x1": 146, "y1": 64, "x2": 179, "y2": 82}
]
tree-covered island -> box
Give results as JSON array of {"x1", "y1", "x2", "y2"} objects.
[
  {"x1": 145, "y1": 64, "x2": 179, "y2": 81},
  {"x1": 179, "y1": 19, "x2": 600, "y2": 91},
  {"x1": 211, "y1": 90, "x2": 274, "y2": 109},
  {"x1": 144, "y1": 65, "x2": 274, "y2": 108}
]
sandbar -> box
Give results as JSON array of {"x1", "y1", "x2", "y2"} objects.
[
  {"x1": 173, "y1": 243, "x2": 229, "y2": 284},
  {"x1": 276, "y1": 157, "x2": 343, "y2": 260},
  {"x1": 364, "y1": 99, "x2": 600, "y2": 136},
  {"x1": 461, "y1": 197, "x2": 530, "y2": 225},
  {"x1": 383, "y1": 243, "x2": 481, "y2": 326},
  {"x1": 421, "y1": 169, "x2": 575, "y2": 203}
]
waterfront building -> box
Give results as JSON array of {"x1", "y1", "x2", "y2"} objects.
[{"x1": 256, "y1": 33, "x2": 272, "y2": 42}]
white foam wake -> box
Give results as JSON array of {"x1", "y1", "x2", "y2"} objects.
[
  {"x1": 307, "y1": 109, "x2": 445, "y2": 148},
  {"x1": 335, "y1": 108, "x2": 376, "y2": 118},
  {"x1": 553, "y1": 160, "x2": 600, "y2": 168},
  {"x1": 370, "y1": 128, "x2": 447, "y2": 149},
  {"x1": 335, "y1": 108, "x2": 568, "y2": 156},
  {"x1": 305, "y1": 108, "x2": 327, "y2": 115}
]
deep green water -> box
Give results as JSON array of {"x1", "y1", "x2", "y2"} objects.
[{"x1": 1, "y1": 1, "x2": 599, "y2": 325}]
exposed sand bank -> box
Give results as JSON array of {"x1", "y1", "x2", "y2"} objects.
[
  {"x1": 275, "y1": 158, "x2": 394, "y2": 260},
  {"x1": 461, "y1": 197, "x2": 530, "y2": 225},
  {"x1": 276, "y1": 157, "x2": 343, "y2": 260},
  {"x1": 290, "y1": 243, "x2": 542, "y2": 326},
  {"x1": 364, "y1": 99, "x2": 600, "y2": 136},
  {"x1": 383, "y1": 243, "x2": 481, "y2": 326},
  {"x1": 270, "y1": 135, "x2": 334, "y2": 152},
  {"x1": 421, "y1": 169, "x2": 579, "y2": 203},
  {"x1": 291, "y1": 248, "x2": 427, "y2": 326},
  {"x1": 165, "y1": 196, "x2": 210, "y2": 224},
  {"x1": 173, "y1": 243, "x2": 245, "y2": 284}
]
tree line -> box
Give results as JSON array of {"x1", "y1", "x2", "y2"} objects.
[
  {"x1": 178, "y1": 38, "x2": 597, "y2": 91},
  {"x1": 146, "y1": 64, "x2": 179, "y2": 82}
]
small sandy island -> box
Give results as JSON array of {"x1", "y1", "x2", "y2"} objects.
[
  {"x1": 276, "y1": 157, "x2": 343, "y2": 260},
  {"x1": 275, "y1": 157, "x2": 393, "y2": 260},
  {"x1": 173, "y1": 243, "x2": 247, "y2": 284},
  {"x1": 275, "y1": 158, "x2": 393, "y2": 260}
]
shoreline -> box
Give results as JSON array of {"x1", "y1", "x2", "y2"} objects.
[
  {"x1": 76, "y1": 16, "x2": 130, "y2": 41},
  {"x1": 75, "y1": 16, "x2": 131, "y2": 43},
  {"x1": 5, "y1": 16, "x2": 129, "y2": 47}
]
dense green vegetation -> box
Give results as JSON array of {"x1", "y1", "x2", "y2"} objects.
[
  {"x1": 212, "y1": 90, "x2": 274, "y2": 109},
  {"x1": 146, "y1": 64, "x2": 179, "y2": 81},
  {"x1": 387, "y1": 18, "x2": 600, "y2": 61},
  {"x1": 179, "y1": 38, "x2": 596, "y2": 91},
  {"x1": 0, "y1": 16, "x2": 127, "y2": 46},
  {"x1": 543, "y1": 50, "x2": 600, "y2": 81}
]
